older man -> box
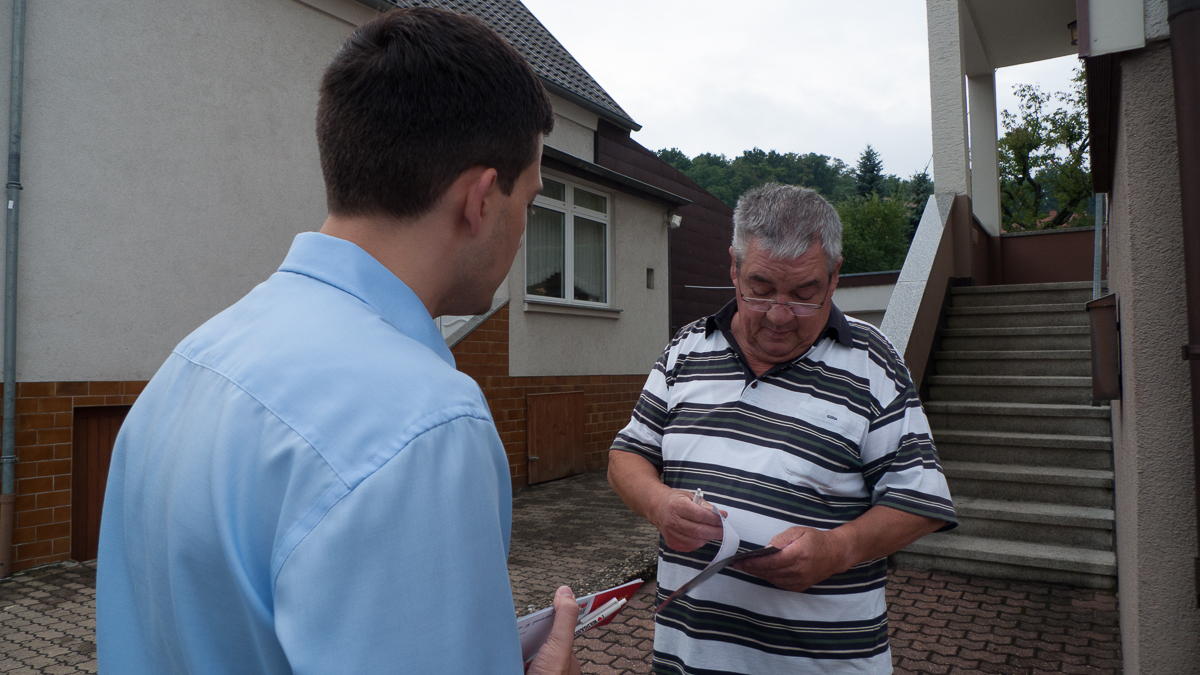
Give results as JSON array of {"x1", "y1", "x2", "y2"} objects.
[{"x1": 609, "y1": 183, "x2": 956, "y2": 674}]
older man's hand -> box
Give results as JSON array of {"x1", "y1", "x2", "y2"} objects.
[
  {"x1": 650, "y1": 490, "x2": 726, "y2": 553},
  {"x1": 733, "y1": 526, "x2": 854, "y2": 592}
]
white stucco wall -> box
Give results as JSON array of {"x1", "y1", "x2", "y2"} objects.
[
  {"x1": 1106, "y1": 42, "x2": 1200, "y2": 675},
  {"x1": 507, "y1": 170, "x2": 669, "y2": 377},
  {"x1": 0, "y1": 0, "x2": 360, "y2": 382},
  {"x1": 544, "y1": 93, "x2": 599, "y2": 161},
  {"x1": 833, "y1": 283, "x2": 895, "y2": 328}
]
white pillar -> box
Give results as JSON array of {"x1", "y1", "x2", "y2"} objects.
[
  {"x1": 968, "y1": 73, "x2": 1001, "y2": 235},
  {"x1": 926, "y1": 0, "x2": 970, "y2": 197}
]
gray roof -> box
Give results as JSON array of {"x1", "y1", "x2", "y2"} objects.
[{"x1": 356, "y1": 0, "x2": 640, "y2": 130}]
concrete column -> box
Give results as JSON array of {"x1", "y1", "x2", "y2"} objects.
[
  {"x1": 968, "y1": 73, "x2": 1001, "y2": 235},
  {"x1": 926, "y1": 0, "x2": 971, "y2": 196}
]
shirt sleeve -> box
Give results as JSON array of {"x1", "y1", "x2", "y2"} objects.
[
  {"x1": 272, "y1": 413, "x2": 523, "y2": 675},
  {"x1": 609, "y1": 347, "x2": 672, "y2": 470},
  {"x1": 860, "y1": 363, "x2": 958, "y2": 530}
]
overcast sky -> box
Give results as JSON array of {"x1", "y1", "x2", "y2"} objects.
[{"x1": 520, "y1": 0, "x2": 1079, "y2": 180}]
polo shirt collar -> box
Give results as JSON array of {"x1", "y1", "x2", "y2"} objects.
[
  {"x1": 704, "y1": 298, "x2": 854, "y2": 349},
  {"x1": 278, "y1": 232, "x2": 455, "y2": 367}
]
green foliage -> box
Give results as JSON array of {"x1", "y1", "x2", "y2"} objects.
[
  {"x1": 655, "y1": 147, "x2": 856, "y2": 208},
  {"x1": 999, "y1": 68, "x2": 1093, "y2": 231},
  {"x1": 854, "y1": 145, "x2": 886, "y2": 198},
  {"x1": 901, "y1": 170, "x2": 934, "y2": 238},
  {"x1": 656, "y1": 145, "x2": 933, "y2": 273},
  {"x1": 837, "y1": 194, "x2": 910, "y2": 274}
]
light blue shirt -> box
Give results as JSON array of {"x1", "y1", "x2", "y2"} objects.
[{"x1": 97, "y1": 232, "x2": 523, "y2": 674}]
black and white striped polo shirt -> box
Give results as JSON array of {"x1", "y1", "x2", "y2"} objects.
[{"x1": 612, "y1": 301, "x2": 956, "y2": 675}]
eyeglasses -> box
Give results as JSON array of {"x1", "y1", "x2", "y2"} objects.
[{"x1": 736, "y1": 277, "x2": 830, "y2": 317}]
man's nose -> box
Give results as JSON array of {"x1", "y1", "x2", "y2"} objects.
[{"x1": 764, "y1": 302, "x2": 796, "y2": 325}]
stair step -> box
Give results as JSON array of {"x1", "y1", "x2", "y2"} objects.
[
  {"x1": 943, "y1": 461, "x2": 1112, "y2": 506},
  {"x1": 928, "y1": 375, "x2": 1092, "y2": 404},
  {"x1": 944, "y1": 461, "x2": 1112, "y2": 487},
  {"x1": 926, "y1": 401, "x2": 1112, "y2": 436},
  {"x1": 895, "y1": 533, "x2": 1116, "y2": 589},
  {"x1": 949, "y1": 281, "x2": 1102, "y2": 309},
  {"x1": 933, "y1": 429, "x2": 1113, "y2": 469},
  {"x1": 954, "y1": 496, "x2": 1113, "y2": 530},
  {"x1": 935, "y1": 350, "x2": 1090, "y2": 376},
  {"x1": 946, "y1": 303, "x2": 1088, "y2": 329},
  {"x1": 939, "y1": 326, "x2": 1090, "y2": 352}
]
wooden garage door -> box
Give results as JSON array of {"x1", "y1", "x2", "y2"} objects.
[
  {"x1": 526, "y1": 391, "x2": 585, "y2": 485},
  {"x1": 71, "y1": 405, "x2": 130, "y2": 562}
]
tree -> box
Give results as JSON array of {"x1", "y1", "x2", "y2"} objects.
[
  {"x1": 655, "y1": 147, "x2": 856, "y2": 208},
  {"x1": 837, "y1": 194, "x2": 910, "y2": 274},
  {"x1": 901, "y1": 170, "x2": 933, "y2": 239},
  {"x1": 854, "y1": 145, "x2": 886, "y2": 198},
  {"x1": 999, "y1": 68, "x2": 1092, "y2": 231}
]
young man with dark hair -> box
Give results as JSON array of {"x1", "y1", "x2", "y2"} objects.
[{"x1": 97, "y1": 9, "x2": 581, "y2": 674}]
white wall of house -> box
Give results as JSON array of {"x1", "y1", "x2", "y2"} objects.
[
  {"x1": 1105, "y1": 42, "x2": 1200, "y2": 675},
  {"x1": 507, "y1": 168, "x2": 669, "y2": 377},
  {"x1": 0, "y1": 0, "x2": 360, "y2": 382},
  {"x1": 544, "y1": 94, "x2": 599, "y2": 161},
  {"x1": 832, "y1": 283, "x2": 895, "y2": 328}
]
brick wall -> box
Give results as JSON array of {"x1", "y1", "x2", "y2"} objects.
[
  {"x1": 2, "y1": 381, "x2": 146, "y2": 572},
  {"x1": 451, "y1": 305, "x2": 646, "y2": 489},
  {"x1": 0, "y1": 309, "x2": 647, "y2": 571}
]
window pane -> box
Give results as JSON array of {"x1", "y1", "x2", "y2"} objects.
[
  {"x1": 541, "y1": 178, "x2": 566, "y2": 202},
  {"x1": 526, "y1": 206, "x2": 565, "y2": 299},
  {"x1": 574, "y1": 188, "x2": 607, "y2": 214},
  {"x1": 573, "y1": 216, "x2": 607, "y2": 303}
]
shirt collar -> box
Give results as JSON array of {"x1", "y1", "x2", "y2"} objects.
[
  {"x1": 277, "y1": 232, "x2": 456, "y2": 367},
  {"x1": 704, "y1": 298, "x2": 854, "y2": 349}
]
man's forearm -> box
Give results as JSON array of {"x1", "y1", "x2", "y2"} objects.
[
  {"x1": 606, "y1": 450, "x2": 671, "y2": 522},
  {"x1": 830, "y1": 505, "x2": 944, "y2": 569}
]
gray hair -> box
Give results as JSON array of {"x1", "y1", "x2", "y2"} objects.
[{"x1": 731, "y1": 183, "x2": 842, "y2": 273}]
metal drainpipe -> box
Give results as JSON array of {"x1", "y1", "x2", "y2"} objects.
[
  {"x1": 0, "y1": 0, "x2": 26, "y2": 579},
  {"x1": 1167, "y1": 0, "x2": 1200, "y2": 608}
]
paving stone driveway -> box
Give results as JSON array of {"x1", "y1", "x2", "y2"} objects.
[{"x1": 0, "y1": 470, "x2": 1123, "y2": 674}]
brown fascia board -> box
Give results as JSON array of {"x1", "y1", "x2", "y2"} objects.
[
  {"x1": 1086, "y1": 54, "x2": 1119, "y2": 194},
  {"x1": 542, "y1": 146, "x2": 690, "y2": 209}
]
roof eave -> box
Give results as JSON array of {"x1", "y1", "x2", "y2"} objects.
[{"x1": 542, "y1": 146, "x2": 689, "y2": 208}]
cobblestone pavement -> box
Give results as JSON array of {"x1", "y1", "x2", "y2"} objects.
[
  {"x1": 0, "y1": 469, "x2": 1122, "y2": 674},
  {"x1": 509, "y1": 469, "x2": 659, "y2": 614},
  {"x1": 0, "y1": 561, "x2": 96, "y2": 674}
]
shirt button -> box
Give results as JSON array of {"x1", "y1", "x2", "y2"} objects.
[{"x1": 751, "y1": 382, "x2": 758, "y2": 389}]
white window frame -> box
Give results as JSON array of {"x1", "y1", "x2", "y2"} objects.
[{"x1": 524, "y1": 175, "x2": 612, "y2": 308}]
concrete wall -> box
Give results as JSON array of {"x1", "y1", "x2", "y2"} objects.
[
  {"x1": 507, "y1": 168, "x2": 669, "y2": 377},
  {"x1": 832, "y1": 283, "x2": 895, "y2": 328},
  {"x1": 1106, "y1": 42, "x2": 1200, "y2": 675},
  {"x1": 544, "y1": 94, "x2": 599, "y2": 161},
  {"x1": 0, "y1": 0, "x2": 358, "y2": 382}
]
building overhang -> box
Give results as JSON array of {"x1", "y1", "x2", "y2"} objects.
[{"x1": 541, "y1": 146, "x2": 691, "y2": 210}]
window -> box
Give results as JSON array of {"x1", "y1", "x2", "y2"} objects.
[{"x1": 525, "y1": 177, "x2": 609, "y2": 305}]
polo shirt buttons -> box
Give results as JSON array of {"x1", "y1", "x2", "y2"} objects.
[{"x1": 751, "y1": 382, "x2": 758, "y2": 389}]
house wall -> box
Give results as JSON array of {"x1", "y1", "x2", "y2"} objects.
[
  {"x1": 593, "y1": 121, "x2": 736, "y2": 334},
  {"x1": 0, "y1": 0, "x2": 353, "y2": 383},
  {"x1": 450, "y1": 305, "x2": 642, "y2": 489},
  {"x1": 507, "y1": 169, "x2": 670, "y2": 377},
  {"x1": 545, "y1": 94, "x2": 599, "y2": 161},
  {"x1": 1106, "y1": 42, "x2": 1200, "y2": 675},
  {"x1": 5, "y1": 381, "x2": 145, "y2": 572}
]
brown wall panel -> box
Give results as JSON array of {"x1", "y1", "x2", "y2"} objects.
[{"x1": 1000, "y1": 228, "x2": 1106, "y2": 285}]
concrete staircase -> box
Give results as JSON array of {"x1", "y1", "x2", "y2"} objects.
[{"x1": 893, "y1": 281, "x2": 1117, "y2": 589}]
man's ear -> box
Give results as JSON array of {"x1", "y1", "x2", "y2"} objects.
[
  {"x1": 829, "y1": 257, "x2": 843, "y2": 294},
  {"x1": 729, "y1": 246, "x2": 738, "y2": 286},
  {"x1": 463, "y1": 168, "x2": 500, "y2": 237}
]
